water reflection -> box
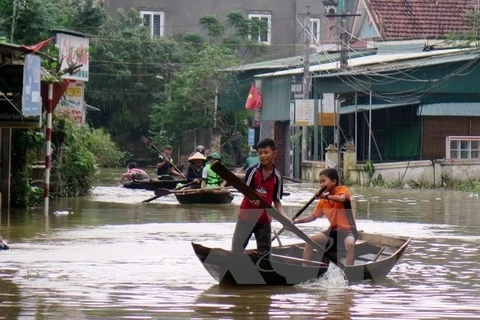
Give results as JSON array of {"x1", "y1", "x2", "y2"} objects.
[
  {"x1": 0, "y1": 273, "x2": 20, "y2": 320},
  {"x1": 1, "y1": 172, "x2": 480, "y2": 319},
  {"x1": 195, "y1": 284, "x2": 356, "y2": 320}
]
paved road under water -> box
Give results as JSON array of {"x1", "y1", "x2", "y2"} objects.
[{"x1": 0, "y1": 169, "x2": 479, "y2": 319}]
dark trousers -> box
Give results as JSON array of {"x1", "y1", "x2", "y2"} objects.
[{"x1": 232, "y1": 218, "x2": 271, "y2": 256}]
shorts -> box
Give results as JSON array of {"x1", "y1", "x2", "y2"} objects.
[{"x1": 323, "y1": 229, "x2": 357, "y2": 252}]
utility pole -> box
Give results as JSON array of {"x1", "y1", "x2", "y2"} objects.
[
  {"x1": 10, "y1": 0, "x2": 17, "y2": 42},
  {"x1": 325, "y1": 9, "x2": 360, "y2": 70},
  {"x1": 301, "y1": 5, "x2": 311, "y2": 162}
]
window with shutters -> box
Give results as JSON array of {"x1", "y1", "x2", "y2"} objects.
[
  {"x1": 140, "y1": 11, "x2": 165, "y2": 37},
  {"x1": 310, "y1": 18, "x2": 320, "y2": 44},
  {"x1": 248, "y1": 13, "x2": 271, "y2": 45}
]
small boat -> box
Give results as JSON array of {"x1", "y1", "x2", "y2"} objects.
[
  {"x1": 123, "y1": 178, "x2": 188, "y2": 190},
  {"x1": 170, "y1": 188, "x2": 234, "y2": 204},
  {"x1": 192, "y1": 231, "x2": 410, "y2": 285}
]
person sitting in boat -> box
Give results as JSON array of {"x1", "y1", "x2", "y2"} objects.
[
  {"x1": 156, "y1": 145, "x2": 186, "y2": 180},
  {"x1": 189, "y1": 145, "x2": 206, "y2": 157},
  {"x1": 201, "y1": 153, "x2": 227, "y2": 189},
  {"x1": 120, "y1": 162, "x2": 149, "y2": 183},
  {"x1": 242, "y1": 148, "x2": 260, "y2": 171},
  {"x1": 293, "y1": 168, "x2": 358, "y2": 266},
  {"x1": 186, "y1": 152, "x2": 207, "y2": 189}
]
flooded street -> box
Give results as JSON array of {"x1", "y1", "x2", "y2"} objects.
[{"x1": 1, "y1": 169, "x2": 480, "y2": 319}]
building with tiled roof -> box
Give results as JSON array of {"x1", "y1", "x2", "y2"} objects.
[{"x1": 350, "y1": 0, "x2": 477, "y2": 43}]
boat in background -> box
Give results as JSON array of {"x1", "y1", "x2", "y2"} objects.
[
  {"x1": 123, "y1": 178, "x2": 187, "y2": 190},
  {"x1": 167, "y1": 188, "x2": 234, "y2": 204},
  {"x1": 192, "y1": 231, "x2": 410, "y2": 285}
]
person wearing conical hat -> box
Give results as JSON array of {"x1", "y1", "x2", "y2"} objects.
[
  {"x1": 201, "y1": 153, "x2": 227, "y2": 189},
  {"x1": 186, "y1": 152, "x2": 207, "y2": 189}
]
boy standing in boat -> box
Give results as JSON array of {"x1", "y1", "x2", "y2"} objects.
[
  {"x1": 232, "y1": 138, "x2": 292, "y2": 257},
  {"x1": 294, "y1": 168, "x2": 358, "y2": 266}
]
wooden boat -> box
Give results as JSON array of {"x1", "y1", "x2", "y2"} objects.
[
  {"x1": 170, "y1": 188, "x2": 234, "y2": 204},
  {"x1": 123, "y1": 178, "x2": 187, "y2": 190},
  {"x1": 192, "y1": 231, "x2": 411, "y2": 285}
]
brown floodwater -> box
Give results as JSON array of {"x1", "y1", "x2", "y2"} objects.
[{"x1": 0, "y1": 168, "x2": 479, "y2": 319}]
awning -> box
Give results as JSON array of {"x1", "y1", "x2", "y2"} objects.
[
  {"x1": 340, "y1": 101, "x2": 420, "y2": 114},
  {"x1": 417, "y1": 103, "x2": 480, "y2": 116}
]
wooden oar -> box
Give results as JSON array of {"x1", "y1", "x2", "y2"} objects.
[
  {"x1": 142, "y1": 181, "x2": 195, "y2": 203},
  {"x1": 140, "y1": 136, "x2": 186, "y2": 178},
  {"x1": 210, "y1": 132, "x2": 241, "y2": 154},
  {"x1": 271, "y1": 186, "x2": 327, "y2": 243},
  {"x1": 211, "y1": 161, "x2": 345, "y2": 269},
  {"x1": 282, "y1": 175, "x2": 303, "y2": 183}
]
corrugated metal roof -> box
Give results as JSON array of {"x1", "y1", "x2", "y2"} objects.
[
  {"x1": 222, "y1": 50, "x2": 376, "y2": 72},
  {"x1": 222, "y1": 52, "x2": 343, "y2": 72},
  {"x1": 0, "y1": 42, "x2": 25, "y2": 55},
  {"x1": 340, "y1": 101, "x2": 420, "y2": 114},
  {"x1": 417, "y1": 103, "x2": 480, "y2": 116},
  {"x1": 256, "y1": 48, "x2": 473, "y2": 78}
]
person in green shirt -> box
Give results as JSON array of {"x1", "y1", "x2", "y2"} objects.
[
  {"x1": 242, "y1": 149, "x2": 260, "y2": 171},
  {"x1": 201, "y1": 153, "x2": 227, "y2": 188}
]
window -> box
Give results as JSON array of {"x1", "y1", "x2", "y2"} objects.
[
  {"x1": 248, "y1": 13, "x2": 271, "y2": 45},
  {"x1": 140, "y1": 11, "x2": 165, "y2": 37},
  {"x1": 310, "y1": 18, "x2": 320, "y2": 44},
  {"x1": 446, "y1": 136, "x2": 480, "y2": 159}
]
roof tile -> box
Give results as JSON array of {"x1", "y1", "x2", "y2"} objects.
[{"x1": 369, "y1": 0, "x2": 477, "y2": 39}]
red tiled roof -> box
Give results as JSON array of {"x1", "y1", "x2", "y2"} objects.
[{"x1": 368, "y1": 0, "x2": 477, "y2": 39}]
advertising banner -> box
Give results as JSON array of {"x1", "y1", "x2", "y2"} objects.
[{"x1": 56, "y1": 81, "x2": 85, "y2": 124}]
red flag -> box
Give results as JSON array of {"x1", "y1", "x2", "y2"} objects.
[
  {"x1": 245, "y1": 84, "x2": 262, "y2": 110},
  {"x1": 19, "y1": 36, "x2": 55, "y2": 52}
]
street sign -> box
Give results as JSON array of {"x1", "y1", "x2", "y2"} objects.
[
  {"x1": 22, "y1": 54, "x2": 42, "y2": 116},
  {"x1": 248, "y1": 128, "x2": 255, "y2": 146}
]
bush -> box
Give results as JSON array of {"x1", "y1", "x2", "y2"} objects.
[{"x1": 52, "y1": 116, "x2": 124, "y2": 196}]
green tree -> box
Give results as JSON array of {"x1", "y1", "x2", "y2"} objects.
[
  {"x1": 86, "y1": 8, "x2": 198, "y2": 155},
  {"x1": 0, "y1": 0, "x2": 104, "y2": 43},
  {"x1": 199, "y1": 15, "x2": 225, "y2": 40},
  {"x1": 149, "y1": 45, "x2": 242, "y2": 144},
  {"x1": 198, "y1": 11, "x2": 268, "y2": 57}
]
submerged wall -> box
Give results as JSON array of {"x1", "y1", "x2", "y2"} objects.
[{"x1": 301, "y1": 158, "x2": 480, "y2": 187}]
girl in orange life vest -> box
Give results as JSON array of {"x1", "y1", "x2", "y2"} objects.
[
  {"x1": 294, "y1": 168, "x2": 358, "y2": 266},
  {"x1": 120, "y1": 162, "x2": 149, "y2": 183}
]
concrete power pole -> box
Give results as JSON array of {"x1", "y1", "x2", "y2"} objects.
[
  {"x1": 325, "y1": 10, "x2": 361, "y2": 70},
  {"x1": 301, "y1": 6, "x2": 311, "y2": 162}
]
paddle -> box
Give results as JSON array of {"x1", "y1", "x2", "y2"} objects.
[
  {"x1": 140, "y1": 136, "x2": 186, "y2": 178},
  {"x1": 142, "y1": 181, "x2": 195, "y2": 202},
  {"x1": 211, "y1": 161, "x2": 345, "y2": 269},
  {"x1": 282, "y1": 175, "x2": 303, "y2": 183},
  {"x1": 271, "y1": 186, "x2": 327, "y2": 243},
  {"x1": 209, "y1": 132, "x2": 241, "y2": 154}
]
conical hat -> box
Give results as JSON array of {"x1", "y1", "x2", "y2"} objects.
[{"x1": 188, "y1": 152, "x2": 207, "y2": 162}]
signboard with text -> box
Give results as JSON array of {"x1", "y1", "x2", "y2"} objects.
[
  {"x1": 22, "y1": 54, "x2": 42, "y2": 116},
  {"x1": 294, "y1": 99, "x2": 314, "y2": 126},
  {"x1": 56, "y1": 81, "x2": 85, "y2": 124},
  {"x1": 318, "y1": 93, "x2": 336, "y2": 126},
  {"x1": 57, "y1": 33, "x2": 89, "y2": 81}
]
